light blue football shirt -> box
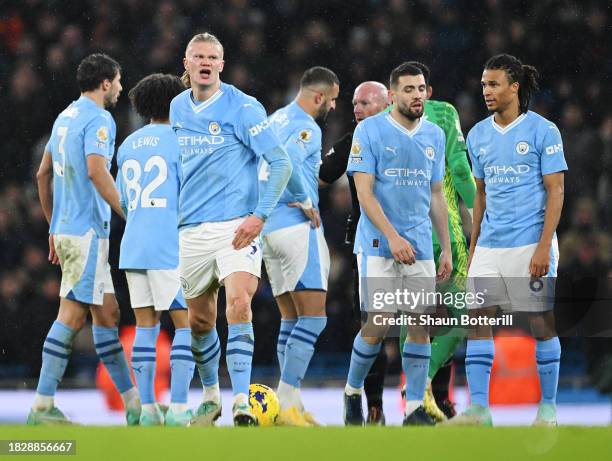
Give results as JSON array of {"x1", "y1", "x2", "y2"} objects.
[
  {"x1": 169, "y1": 82, "x2": 289, "y2": 227},
  {"x1": 260, "y1": 101, "x2": 322, "y2": 235},
  {"x1": 45, "y1": 96, "x2": 116, "y2": 238},
  {"x1": 116, "y1": 124, "x2": 180, "y2": 270},
  {"x1": 467, "y1": 111, "x2": 568, "y2": 248},
  {"x1": 347, "y1": 112, "x2": 446, "y2": 260}
]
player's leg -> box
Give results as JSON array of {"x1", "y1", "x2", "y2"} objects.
[
  {"x1": 401, "y1": 320, "x2": 435, "y2": 425},
  {"x1": 399, "y1": 263, "x2": 437, "y2": 426},
  {"x1": 124, "y1": 269, "x2": 163, "y2": 425},
  {"x1": 427, "y1": 240, "x2": 469, "y2": 418},
  {"x1": 521, "y1": 241, "x2": 561, "y2": 425},
  {"x1": 276, "y1": 294, "x2": 297, "y2": 370},
  {"x1": 282, "y1": 289, "x2": 327, "y2": 425},
  {"x1": 224, "y1": 271, "x2": 258, "y2": 426},
  {"x1": 530, "y1": 311, "x2": 561, "y2": 426},
  {"x1": 144, "y1": 268, "x2": 194, "y2": 426},
  {"x1": 344, "y1": 253, "x2": 391, "y2": 426},
  {"x1": 445, "y1": 246, "x2": 501, "y2": 426},
  {"x1": 363, "y1": 345, "x2": 387, "y2": 425},
  {"x1": 262, "y1": 232, "x2": 297, "y2": 371},
  {"x1": 167, "y1": 306, "x2": 195, "y2": 427},
  {"x1": 187, "y1": 287, "x2": 222, "y2": 426},
  {"x1": 131, "y1": 305, "x2": 164, "y2": 425},
  {"x1": 264, "y1": 223, "x2": 328, "y2": 426},
  {"x1": 357, "y1": 253, "x2": 388, "y2": 426},
  {"x1": 27, "y1": 296, "x2": 88, "y2": 425},
  {"x1": 278, "y1": 225, "x2": 329, "y2": 425},
  {"x1": 507, "y1": 241, "x2": 561, "y2": 426},
  {"x1": 91, "y1": 293, "x2": 142, "y2": 425},
  {"x1": 179, "y1": 222, "x2": 222, "y2": 425}
]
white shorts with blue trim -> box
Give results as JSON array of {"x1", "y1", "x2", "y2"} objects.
[
  {"x1": 125, "y1": 269, "x2": 186, "y2": 311},
  {"x1": 55, "y1": 229, "x2": 115, "y2": 306},
  {"x1": 356, "y1": 253, "x2": 436, "y2": 313},
  {"x1": 262, "y1": 222, "x2": 330, "y2": 297},
  {"x1": 179, "y1": 217, "x2": 262, "y2": 299},
  {"x1": 467, "y1": 240, "x2": 559, "y2": 312}
]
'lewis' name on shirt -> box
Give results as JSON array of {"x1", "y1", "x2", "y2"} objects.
[{"x1": 132, "y1": 136, "x2": 160, "y2": 149}]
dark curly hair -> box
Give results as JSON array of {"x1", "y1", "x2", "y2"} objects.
[
  {"x1": 128, "y1": 73, "x2": 185, "y2": 121},
  {"x1": 76, "y1": 53, "x2": 121, "y2": 92}
]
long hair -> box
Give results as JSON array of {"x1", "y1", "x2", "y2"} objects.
[
  {"x1": 181, "y1": 33, "x2": 224, "y2": 87},
  {"x1": 484, "y1": 54, "x2": 539, "y2": 113}
]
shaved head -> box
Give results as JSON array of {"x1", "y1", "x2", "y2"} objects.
[{"x1": 352, "y1": 81, "x2": 389, "y2": 123}]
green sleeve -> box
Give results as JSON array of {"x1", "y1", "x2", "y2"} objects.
[{"x1": 444, "y1": 104, "x2": 475, "y2": 208}]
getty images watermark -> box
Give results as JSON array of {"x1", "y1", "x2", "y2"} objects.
[{"x1": 367, "y1": 287, "x2": 514, "y2": 327}]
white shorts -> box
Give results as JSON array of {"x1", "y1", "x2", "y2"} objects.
[
  {"x1": 125, "y1": 269, "x2": 186, "y2": 311},
  {"x1": 356, "y1": 253, "x2": 436, "y2": 313},
  {"x1": 467, "y1": 241, "x2": 559, "y2": 312},
  {"x1": 55, "y1": 229, "x2": 115, "y2": 306},
  {"x1": 179, "y1": 217, "x2": 262, "y2": 299},
  {"x1": 262, "y1": 222, "x2": 330, "y2": 297}
]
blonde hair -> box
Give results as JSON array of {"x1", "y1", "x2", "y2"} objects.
[{"x1": 181, "y1": 33, "x2": 224, "y2": 87}]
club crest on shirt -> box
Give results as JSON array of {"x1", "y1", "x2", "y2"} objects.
[
  {"x1": 96, "y1": 126, "x2": 109, "y2": 143},
  {"x1": 515, "y1": 141, "x2": 529, "y2": 155},
  {"x1": 424, "y1": 146, "x2": 435, "y2": 160},
  {"x1": 351, "y1": 139, "x2": 361, "y2": 155},
  {"x1": 209, "y1": 121, "x2": 221, "y2": 135}
]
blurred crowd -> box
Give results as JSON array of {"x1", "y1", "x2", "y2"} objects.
[{"x1": 0, "y1": 0, "x2": 610, "y2": 385}]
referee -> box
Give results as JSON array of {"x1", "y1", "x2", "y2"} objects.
[{"x1": 319, "y1": 81, "x2": 389, "y2": 425}]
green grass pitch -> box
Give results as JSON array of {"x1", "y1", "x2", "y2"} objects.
[{"x1": 2, "y1": 426, "x2": 611, "y2": 461}]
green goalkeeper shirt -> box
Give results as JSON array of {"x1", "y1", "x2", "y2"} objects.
[{"x1": 424, "y1": 100, "x2": 475, "y2": 246}]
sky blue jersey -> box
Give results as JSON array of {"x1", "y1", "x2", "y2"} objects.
[
  {"x1": 467, "y1": 111, "x2": 568, "y2": 248},
  {"x1": 45, "y1": 96, "x2": 116, "y2": 238},
  {"x1": 260, "y1": 101, "x2": 322, "y2": 235},
  {"x1": 347, "y1": 112, "x2": 446, "y2": 260},
  {"x1": 116, "y1": 124, "x2": 180, "y2": 270},
  {"x1": 169, "y1": 82, "x2": 290, "y2": 227}
]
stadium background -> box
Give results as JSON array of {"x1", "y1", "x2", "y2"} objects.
[{"x1": 0, "y1": 0, "x2": 610, "y2": 421}]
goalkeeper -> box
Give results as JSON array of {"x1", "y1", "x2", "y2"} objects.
[{"x1": 395, "y1": 62, "x2": 475, "y2": 422}]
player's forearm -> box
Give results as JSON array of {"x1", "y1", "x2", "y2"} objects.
[
  {"x1": 89, "y1": 168, "x2": 125, "y2": 219},
  {"x1": 539, "y1": 181, "x2": 564, "y2": 248},
  {"x1": 469, "y1": 187, "x2": 486, "y2": 251},
  {"x1": 36, "y1": 152, "x2": 54, "y2": 225},
  {"x1": 255, "y1": 146, "x2": 292, "y2": 220},
  {"x1": 37, "y1": 173, "x2": 53, "y2": 225},
  {"x1": 358, "y1": 191, "x2": 398, "y2": 240},
  {"x1": 429, "y1": 189, "x2": 451, "y2": 253}
]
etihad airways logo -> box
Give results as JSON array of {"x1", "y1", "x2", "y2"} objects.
[
  {"x1": 484, "y1": 164, "x2": 530, "y2": 175},
  {"x1": 178, "y1": 135, "x2": 224, "y2": 146},
  {"x1": 484, "y1": 164, "x2": 531, "y2": 184},
  {"x1": 384, "y1": 168, "x2": 431, "y2": 178}
]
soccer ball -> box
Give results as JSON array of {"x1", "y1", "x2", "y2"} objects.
[{"x1": 249, "y1": 383, "x2": 280, "y2": 426}]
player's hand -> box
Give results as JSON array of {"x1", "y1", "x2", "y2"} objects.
[
  {"x1": 288, "y1": 200, "x2": 321, "y2": 228},
  {"x1": 48, "y1": 234, "x2": 60, "y2": 265},
  {"x1": 437, "y1": 250, "x2": 453, "y2": 282},
  {"x1": 467, "y1": 247, "x2": 475, "y2": 270},
  {"x1": 388, "y1": 234, "x2": 416, "y2": 264},
  {"x1": 529, "y1": 244, "x2": 550, "y2": 277},
  {"x1": 233, "y1": 215, "x2": 264, "y2": 250}
]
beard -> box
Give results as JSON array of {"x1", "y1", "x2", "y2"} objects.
[
  {"x1": 315, "y1": 104, "x2": 330, "y2": 123},
  {"x1": 104, "y1": 93, "x2": 118, "y2": 109},
  {"x1": 397, "y1": 103, "x2": 423, "y2": 121}
]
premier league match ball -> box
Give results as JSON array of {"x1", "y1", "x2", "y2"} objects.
[{"x1": 249, "y1": 383, "x2": 280, "y2": 426}]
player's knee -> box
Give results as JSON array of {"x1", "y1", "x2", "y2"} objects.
[
  {"x1": 226, "y1": 292, "x2": 252, "y2": 315},
  {"x1": 189, "y1": 312, "x2": 215, "y2": 335}
]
